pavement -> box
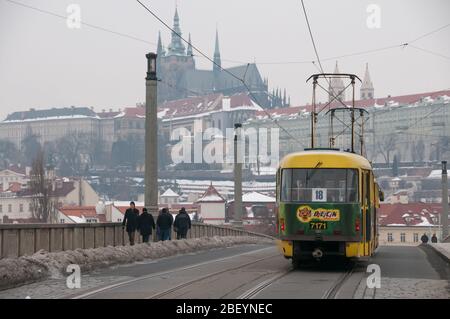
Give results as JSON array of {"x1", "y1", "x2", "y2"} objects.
[
  {"x1": 354, "y1": 245, "x2": 450, "y2": 299},
  {"x1": 429, "y1": 243, "x2": 450, "y2": 262},
  {"x1": 0, "y1": 243, "x2": 448, "y2": 299}
]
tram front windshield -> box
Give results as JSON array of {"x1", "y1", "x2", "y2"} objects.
[{"x1": 281, "y1": 168, "x2": 358, "y2": 203}]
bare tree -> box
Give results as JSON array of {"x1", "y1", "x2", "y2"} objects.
[
  {"x1": 29, "y1": 150, "x2": 58, "y2": 223},
  {"x1": 377, "y1": 134, "x2": 397, "y2": 164}
]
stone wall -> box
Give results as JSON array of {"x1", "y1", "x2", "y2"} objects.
[{"x1": 0, "y1": 222, "x2": 272, "y2": 259}]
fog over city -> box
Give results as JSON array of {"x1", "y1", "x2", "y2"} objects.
[
  {"x1": 0, "y1": 0, "x2": 449, "y2": 119},
  {"x1": 0, "y1": 0, "x2": 449, "y2": 303}
]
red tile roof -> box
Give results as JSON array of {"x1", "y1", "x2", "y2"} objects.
[
  {"x1": 378, "y1": 203, "x2": 443, "y2": 226},
  {"x1": 158, "y1": 93, "x2": 257, "y2": 120},
  {"x1": 5, "y1": 182, "x2": 22, "y2": 193},
  {"x1": 59, "y1": 206, "x2": 106, "y2": 222},
  {"x1": 97, "y1": 111, "x2": 121, "y2": 118},
  {"x1": 255, "y1": 89, "x2": 450, "y2": 116},
  {"x1": 19, "y1": 181, "x2": 75, "y2": 197},
  {"x1": 114, "y1": 204, "x2": 144, "y2": 215},
  {"x1": 5, "y1": 165, "x2": 26, "y2": 175}
]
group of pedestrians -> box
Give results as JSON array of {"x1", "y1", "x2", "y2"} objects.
[
  {"x1": 122, "y1": 201, "x2": 192, "y2": 245},
  {"x1": 420, "y1": 233, "x2": 438, "y2": 244}
]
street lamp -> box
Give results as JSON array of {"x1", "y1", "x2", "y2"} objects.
[
  {"x1": 146, "y1": 52, "x2": 157, "y2": 81},
  {"x1": 145, "y1": 52, "x2": 158, "y2": 239},
  {"x1": 441, "y1": 161, "x2": 449, "y2": 241},
  {"x1": 233, "y1": 123, "x2": 243, "y2": 228}
]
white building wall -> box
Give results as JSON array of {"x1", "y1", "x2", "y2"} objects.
[{"x1": 199, "y1": 202, "x2": 225, "y2": 224}]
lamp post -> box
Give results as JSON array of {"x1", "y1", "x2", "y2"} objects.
[
  {"x1": 145, "y1": 52, "x2": 158, "y2": 231},
  {"x1": 441, "y1": 161, "x2": 449, "y2": 241},
  {"x1": 233, "y1": 123, "x2": 243, "y2": 228}
]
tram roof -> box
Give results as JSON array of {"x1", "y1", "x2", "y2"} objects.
[{"x1": 279, "y1": 150, "x2": 372, "y2": 170}]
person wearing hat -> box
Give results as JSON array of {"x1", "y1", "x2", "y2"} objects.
[
  {"x1": 137, "y1": 208, "x2": 155, "y2": 243},
  {"x1": 122, "y1": 201, "x2": 139, "y2": 245},
  {"x1": 174, "y1": 207, "x2": 191, "y2": 239}
]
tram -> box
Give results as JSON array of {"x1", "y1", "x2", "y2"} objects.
[{"x1": 276, "y1": 73, "x2": 383, "y2": 266}]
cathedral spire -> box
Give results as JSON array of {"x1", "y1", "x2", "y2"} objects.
[
  {"x1": 213, "y1": 28, "x2": 221, "y2": 72},
  {"x1": 329, "y1": 61, "x2": 345, "y2": 103},
  {"x1": 167, "y1": 7, "x2": 186, "y2": 56},
  {"x1": 360, "y1": 63, "x2": 374, "y2": 100},
  {"x1": 187, "y1": 33, "x2": 193, "y2": 56},
  {"x1": 157, "y1": 31, "x2": 164, "y2": 56}
]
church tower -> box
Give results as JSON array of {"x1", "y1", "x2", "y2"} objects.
[
  {"x1": 328, "y1": 61, "x2": 346, "y2": 103},
  {"x1": 213, "y1": 29, "x2": 221, "y2": 74},
  {"x1": 158, "y1": 7, "x2": 195, "y2": 102},
  {"x1": 166, "y1": 7, "x2": 186, "y2": 56},
  {"x1": 360, "y1": 63, "x2": 374, "y2": 100}
]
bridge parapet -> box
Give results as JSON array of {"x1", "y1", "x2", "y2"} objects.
[{"x1": 0, "y1": 222, "x2": 273, "y2": 259}]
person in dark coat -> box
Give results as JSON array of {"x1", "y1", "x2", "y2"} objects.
[
  {"x1": 137, "y1": 208, "x2": 155, "y2": 243},
  {"x1": 174, "y1": 207, "x2": 191, "y2": 239},
  {"x1": 157, "y1": 208, "x2": 173, "y2": 241},
  {"x1": 431, "y1": 233, "x2": 438, "y2": 243},
  {"x1": 421, "y1": 233, "x2": 429, "y2": 244},
  {"x1": 122, "y1": 201, "x2": 139, "y2": 245}
]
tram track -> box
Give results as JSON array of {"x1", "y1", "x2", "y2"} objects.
[
  {"x1": 146, "y1": 254, "x2": 280, "y2": 299},
  {"x1": 70, "y1": 246, "x2": 275, "y2": 299},
  {"x1": 321, "y1": 263, "x2": 355, "y2": 299},
  {"x1": 237, "y1": 269, "x2": 292, "y2": 299}
]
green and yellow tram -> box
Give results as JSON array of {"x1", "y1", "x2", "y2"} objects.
[{"x1": 276, "y1": 149, "x2": 382, "y2": 265}]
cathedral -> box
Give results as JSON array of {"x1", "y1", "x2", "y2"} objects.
[
  {"x1": 156, "y1": 8, "x2": 289, "y2": 109},
  {"x1": 328, "y1": 61, "x2": 375, "y2": 102}
]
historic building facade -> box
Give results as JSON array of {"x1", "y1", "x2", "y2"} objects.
[{"x1": 244, "y1": 88, "x2": 450, "y2": 165}]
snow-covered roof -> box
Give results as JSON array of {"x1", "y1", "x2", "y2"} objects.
[
  {"x1": 196, "y1": 184, "x2": 225, "y2": 203},
  {"x1": 229, "y1": 191, "x2": 275, "y2": 203},
  {"x1": 161, "y1": 188, "x2": 180, "y2": 197},
  {"x1": 415, "y1": 216, "x2": 434, "y2": 226},
  {"x1": 427, "y1": 169, "x2": 448, "y2": 179},
  {"x1": 67, "y1": 215, "x2": 86, "y2": 223}
]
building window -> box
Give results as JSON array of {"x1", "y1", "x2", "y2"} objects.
[
  {"x1": 8, "y1": 204, "x2": 12, "y2": 213},
  {"x1": 19, "y1": 204, "x2": 23, "y2": 212},
  {"x1": 387, "y1": 233, "x2": 393, "y2": 242},
  {"x1": 413, "y1": 233, "x2": 419, "y2": 243},
  {"x1": 400, "y1": 233, "x2": 406, "y2": 243},
  {"x1": 118, "y1": 218, "x2": 122, "y2": 222},
  {"x1": 28, "y1": 203, "x2": 32, "y2": 212},
  {"x1": 0, "y1": 205, "x2": 2, "y2": 213},
  {"x1": 60, "y1": 219, "x2": 65, "y2": 224}
]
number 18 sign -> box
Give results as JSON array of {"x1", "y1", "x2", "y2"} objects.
[{"x1": 312, "y1": 188, "x2": 327, "y2": 202}]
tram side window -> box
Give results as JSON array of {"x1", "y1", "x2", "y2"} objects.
[{"x1": 281, "y1": 168, "x2": 358, "y2": 203}]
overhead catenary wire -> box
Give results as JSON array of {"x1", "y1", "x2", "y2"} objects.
[
  {"x1": 5, "y1": 0, "x2": 449, "y2": 65},
  {"x1": 4, "y1": 0, "x2": 156, "y2": 46},
  {"x1": 135, "y1": 0, "x2": 306, "y2": 147}
]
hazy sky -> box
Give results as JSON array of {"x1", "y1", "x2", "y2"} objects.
[{"x1": 0, "y1": 0, "x2": 449, "y2": 120}]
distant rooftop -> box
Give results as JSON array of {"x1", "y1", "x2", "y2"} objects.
[
  {"x1": 249, "y1": 89, "x2": 450, "y2": 121},
  {"x1": 4, "y1": 106, "x2": 98, "y2": 122}
]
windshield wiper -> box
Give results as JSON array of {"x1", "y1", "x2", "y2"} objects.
[{"x1": 306, "y1": 161, "x2": 323, "y2": 184}]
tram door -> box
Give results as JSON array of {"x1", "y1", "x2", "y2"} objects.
[{"x1": 361, "y1": 170, "x2": 371, "y2": 256}]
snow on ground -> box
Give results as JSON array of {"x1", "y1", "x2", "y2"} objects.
[{"x1": 0, "y1": 236, "x2": 273, "y2": 290}]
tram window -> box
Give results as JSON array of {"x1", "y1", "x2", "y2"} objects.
[{"x1": 280, "y1": 168, "x2": 358, "y2": 203}]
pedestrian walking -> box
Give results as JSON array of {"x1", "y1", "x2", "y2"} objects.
[
  {"x1": 137, "y1": 208, "x2": 155, "y2": 243},
  {"x1": 157, "y1": 208, "x2": 174, "y2": 241},
  {"x1": 420, "y1": 233, "x2": 429, "y2": 244},
  {"x1": 431, "y1": 233, "x2": 438, "y2": 243},
  {"x1": 174, "y1": 207, "x2": 191, "y2": 239},
  {"x1": 122, "y1": 201, "x2": 139, "y2": 245}
]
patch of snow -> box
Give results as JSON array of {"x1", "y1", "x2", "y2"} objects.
[
  {"x1": 416, "y1": 216, "x2": 434, "y2": 226},
  {"x1": 0, "y1": 236, "x2": 273, "y2": 290},
  {"x1": 161, "y1": 188, "x2": 179, "y2": 197}
]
